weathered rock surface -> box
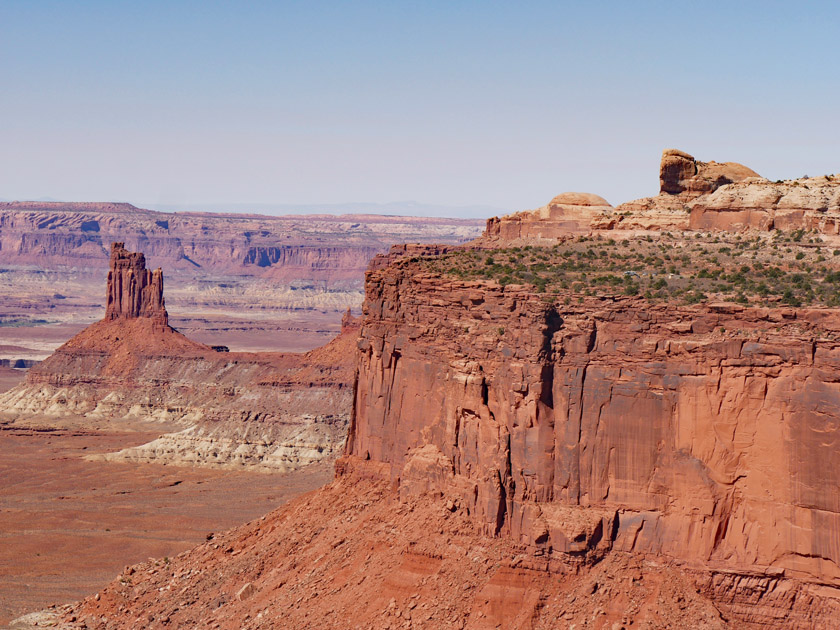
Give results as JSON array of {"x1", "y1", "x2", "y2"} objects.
[
  {"x1": 104, "y1": 242, "x2": 166, "y2": 325},
  {"x1": 614, "y1": 149, "x2": 762, "y2": 231},
  {"x1": 344, "y1": 258, "x2": 840, "y2": 626},
  {"x1": 482, "y1": 149, "x2": 840, "y2": 237},
  {"x1": 690, "y1": 175, "x2": 840, "y2": 233},
  {"x1": 0, "y1": 244, "x2": 356, "y2": 471},
  {"x1": 480, "y1": 149, "x2": 768, "y2": 240},
  {"x1": 60, "y1": 464, "x2": 731, "y2": 630},
  {"x1": 484, "y1": 192, "x2": 615, "y2": 242},
  {"x1": 659, "y1": 148, "x2": 760, "y2": 198}
]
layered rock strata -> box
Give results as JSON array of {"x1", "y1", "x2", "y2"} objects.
[
  {"x1": 343, "y1": 259, "x2": 840, "y2": 626},
  {"x1": 484, "y1": 192, "x2": 615, "y2": 243},
  {"x1": 0, "y1": 244, "x2": 356, "y2": 471},
  {"x1": 0, "y1": 202, "x2": 483, "y2": 285},
  {"x1": 690, "y1": 175, "x2": 840, "y2": 233}
]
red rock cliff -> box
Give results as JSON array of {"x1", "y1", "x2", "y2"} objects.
[
  {"x1": 105, "y1": 242, "x2": 167, "y2": 326},
  {"x1": 345, "y1": 260, "x2": 840, "y2": 625}
]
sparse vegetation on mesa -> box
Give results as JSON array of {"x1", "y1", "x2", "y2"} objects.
[{"x1": 415, "y1": 230, "x2": 840, "y2": 307}]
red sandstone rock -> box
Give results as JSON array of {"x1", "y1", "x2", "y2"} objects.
[
  {"x1": 615, "y1": 149, "x2": 762, "y2": 230},
  {"x1": 689, "y1": 175, "x2": 840, "y2": 233},
  {"x1": 484, "y1": 192, "x2": 615, "y2": 243},
  {"x1": 105, "y1": 242, "x2": 167, "y2": 326},
  {"x1": 341, "y1": 307, "x2": 360, "y2": 332},
  {"x1": 46, "y1": 236, "x2": 840, "y2": 629},
  {"x1": 481, "y1": 151, "x2": 765, "y2": 239},
  {"x1": 343, "y1": 258, "x2": 840, "y2": 626},
  {"x1": 660, "y1": 148, "x2": 760, "y2": 198}
]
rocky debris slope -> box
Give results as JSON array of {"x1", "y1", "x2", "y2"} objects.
[
  {"x1": 0, "y1": 244, "x2": 356, "y2": 471},
  {"x1": 60, "y1": 461, "x2": 730, "y2": 630},
  {"x1": 342, "y1": 255, "x2": 840, "y2": 626}
]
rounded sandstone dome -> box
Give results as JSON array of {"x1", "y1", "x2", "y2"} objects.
[
  {"x1": 547, "y1": 192, "x2": 613, "y2": 208},
  {"x1": 662, "y1": 148, "x2": 695, "y2": 160}
]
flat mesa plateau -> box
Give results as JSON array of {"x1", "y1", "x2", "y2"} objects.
[{"x1": 0, "y1": 421, "x2": 332, "y2": 625}]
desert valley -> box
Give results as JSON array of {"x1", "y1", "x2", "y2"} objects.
[{"x1": 3, "y1": 149, "x2": 840, "y2": 629}]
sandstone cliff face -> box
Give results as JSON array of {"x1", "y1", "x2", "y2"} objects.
[
  {"x1": 346, "y1": 260, "x2": 840, "y2": 626},
  {"x1": 105, "y1": 242, "x2": 167, "y2": 325},
  {"x1": 690, "y1": 175, "x2": 840, "y2": 233}
]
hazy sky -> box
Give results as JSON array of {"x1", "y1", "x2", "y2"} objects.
[{"x1": 2, "y1": 1, "x2": 838, "y2": 216}]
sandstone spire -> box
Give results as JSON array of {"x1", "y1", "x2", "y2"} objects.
[{"x1": 105, "y1": 242, "x2": 167, "y2": 326}]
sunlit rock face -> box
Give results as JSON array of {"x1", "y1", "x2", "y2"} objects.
[{"x1": 346, "y1": 252, "x2": 840, "y2": 625}]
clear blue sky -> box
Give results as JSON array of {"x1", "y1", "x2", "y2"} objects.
[{"x1": 1, "y1": 1, "x2": 838, "y2": 216}]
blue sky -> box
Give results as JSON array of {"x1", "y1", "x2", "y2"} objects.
[{"x1": 1, "y1": 1, "x2": 838, "y2": 216}]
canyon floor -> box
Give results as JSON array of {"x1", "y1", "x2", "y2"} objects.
[{"x1": 0, "y1": 418, "x2": 333, "y2": 626}]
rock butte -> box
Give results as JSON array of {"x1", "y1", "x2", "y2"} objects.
[
  {"x1": 11, "y1": 149, "x2": 840, "y2": 628},
  {"x1": 0, "y1": 243, "x2": 356, "y2": 471},
  {"x1": 104, "y1": 242, "x2": 167, "y2": 326}
]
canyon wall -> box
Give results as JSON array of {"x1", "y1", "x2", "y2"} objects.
[
  {"x1": 346, "y1": 260, "x2": 840, "y2": 625},
  {"x1": 0, "y1": 202, "x2": 483, "y2": 285}
]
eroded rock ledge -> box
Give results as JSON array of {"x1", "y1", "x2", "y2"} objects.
[{"x1": 483, "y1": 148, "x2": 839, "y2": 238}]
